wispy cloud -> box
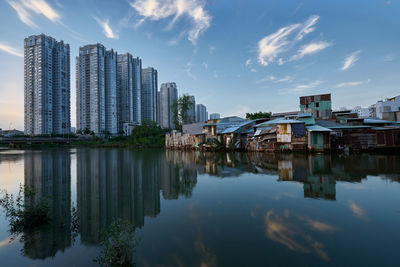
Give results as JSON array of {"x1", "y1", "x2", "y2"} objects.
[
  {"x1": 341, "y1": 50, "x2": 362, "y2": 71},
  {"x1": 287, "y1": 80, "x2": 323, "y2": 94},
  {"x1": 7, "y1": 0, "x2": 61, "y2": 28},
  {"x1": 290, "y1": 41, "x2": 332, "y2": 61},
  {"x1": 335, "y1": 79, "x2": 371, "y2": 88},
  {"x1": 130, "y1": 0, "x2": 211, "y2": 44},
  {"x1": 201, "y1": 62, "x2": 208, "y2": 69},
  {"x1": 384, "y1": 55, "x2": 395, "y2": 62},
  {"x1": 209, "y1": 46, "x2": 215, "y2": 54},
  {"x1": 94, "y1": 17, "x2": 119, "y2": 39},
  {"x1": 257, "y1": 15, "x2": 329, "y2": 66},
  {"x1": 245, "y1": 59, "x2": 252, "y2": 67},
  {"x1": 257, "y1": 75, "x2": 292, "y2": 84},
  {"x1": 0, "y1": 43, "x2": 23, "y2": 57}
]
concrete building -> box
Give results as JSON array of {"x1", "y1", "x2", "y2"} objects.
[
  {"x1": 353, "y1": 105, "x2": 376, "y2": 118},
  {"x1": 24, "y1": 34, "x2": 70, "y2": 135},
  {"x1": 76, "y1": 44, "x2": 117, "y2": 134},
  {"x1": 376, "y1": 95, "x2": 400, "y2": 119},
  {"x1": 209, "y1": 113, "x2": 220, "y2": 120},
  {"x1": 196, "y1": 104, "x2": 208, "y2": 122},
  {"x1": 117, "y1": 53, "x2": 142, "y2": 132},
  {"x1": 159, "y1": 82, "x2": 178, "y2": 129},
  {"x1": 141, "y1": 67, "x2": 158, "y2": 122},
  {"x1": 184, "y1": 95, "x2": 196, "y2": 124},
  {"x1": 300, "y1": 94, "x2": 332, "y2": 119}
]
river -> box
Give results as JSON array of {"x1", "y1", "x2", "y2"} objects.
[{"x1": 0, "y1": 148, "x2": 399, "y2": 266}]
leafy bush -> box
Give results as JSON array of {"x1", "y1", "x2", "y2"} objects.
[
  {"x1": 94, "y1": 219, "x2": 138, "y2": 267},
  {"x1": 0, "y1": 185, "x2": 50, "y2": 233},
  {"x1": 128, "y1": 120, "x2": 165, "y2": 147}
]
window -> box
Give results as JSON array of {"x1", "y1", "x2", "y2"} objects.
[{"x1": 316, "y1": 102, "x2": 319, "y2": 108}]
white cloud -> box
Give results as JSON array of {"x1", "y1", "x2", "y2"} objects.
[
  {"x1": 296, "y1": 15, "x2": 319, "y2": 41},
  {"x1": 290, "y1": 41, "x2": 332, "y2": 61},
  {"x1": 349, "y1": 200, "x2": 368, "y2": 220},
  {"x1": 335, "y1": 79, "x2": 371, "y2": 88},
  {"x1": 201, "y1": 62, "x2": 208, "y2": 69},
  {"x1": 0, "y1": 43, "x2": 23, "y2": 57},
  {"x1": 288, "y1": 80, "x2": 322, "y2": 94},
  {"x1": 341, "y1": 50, "x2": 362, "y2": 71},
  {"x1": 94, "y1": 17, "x2": 119, "y2": 39},
  {"x1": 258, "y1": 23, "x2": 299, "y2": 66},
  {"x1": 257, "y1": 15, "x2": 328, "y2": 66},
  {"x1": 209, "y1": 45, "x2": 215, "y2": 54},
  {"x1": 245, "y1": 59, "x2": 252, "y2": 67},
  {"x1": 275, "y1": 76, "x2": 293, "y2": 83},
  {"x1": 250, "y1": 68, "x2": 257, "y2": 73},
  {"x1": 257, "y1": 75, "x2": 292, "y2": 84},
  {"x1": 130, "y1": 0, "x2": 211, "y2": 44},
  {"x1": 7, "y1": 0, "x2": 61, "y2": 28},
  {"x1": 384, "y1": 55, "x2": 395, "y2": 62}
]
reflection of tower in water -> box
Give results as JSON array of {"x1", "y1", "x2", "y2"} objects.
[
  {"x1": 23, "y1": 150, "x2": 71, "y2": 259},
  {"x1": 77, "y1": 149, "x2": 163, "y2": 244}
]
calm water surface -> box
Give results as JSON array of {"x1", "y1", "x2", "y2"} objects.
[{"x1": 0, "y1": 148, "x2": 399, "y2": 266}]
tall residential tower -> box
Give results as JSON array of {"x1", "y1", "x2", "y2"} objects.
[
  {"x1": 159, "y1": 82, "x2": 178, "y2": 129},
  {"x1": 117, "y1": 53, "x2": 142, "y2": 131},
  {"x1": 24, "y1": 34, "x2": 70, "y2": 135},
  {"x1": 76, "y1": 44, "x2": 117, "y2": 134},
  {"x1": 141, "y1": 67, "x2": 158, "y2": 123},
  {"x1": 196, "y1": 104, "x2": 208, "y2": 122}
]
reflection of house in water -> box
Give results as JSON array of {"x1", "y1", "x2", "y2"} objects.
[
  {"x1": 162, "y1": 150, "x2": 198, "y2": 199},
  {"x1": 23, "y1": 150, "x2": 71, "y2": 259}
]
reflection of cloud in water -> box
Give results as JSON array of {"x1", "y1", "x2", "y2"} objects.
[
  {"x1": 306, "y1": 219, "x2": 336, "y2": 232},
  {"x1": 264, "y1": 210, "x2": 332, "y2": 261},
  {"x1": 338, "y1": 184, "x2": 367, "y2": 190},
  {"x1": 349, "y1": 200, "x2": 368, "y2": 220},
  {"x1": 194, "y1": 238, "x2": 217, "y2": 267},
  {"x1": 0, "y1": 237, "x2": 14, "y2": 248}
]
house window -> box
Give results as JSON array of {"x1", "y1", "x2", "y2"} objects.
[{"x1": 316, "y1": 102, "x2": 319, "y2": 108}]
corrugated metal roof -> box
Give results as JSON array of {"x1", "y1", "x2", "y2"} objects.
[
  {"x1": 221, "y1": 126, "x2": 241, "y2": 134},
  {"x1": 364, "y1": 118, "x2": 393, "y2": 124},
  {"x1": 297, "y1": 112, "x2": 313, "y2": 118},
  {"x1": 257, "y1": 118, "x2": 304, "y2": 127},
  {"x1": 306, "y1": 125, "x2": 332, "y2": 132}
]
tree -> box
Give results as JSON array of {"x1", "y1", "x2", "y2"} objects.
[
  {"x1": 246, "y1": 111, "x2": 271, "y2": 120},
  {"x1": 171, "y1": 94, "x2": 195, "y2": 132},
  {"x1": 83, "y1": 127, "x2": 91, "y2": 135}
]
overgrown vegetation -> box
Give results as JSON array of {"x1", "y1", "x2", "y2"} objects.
[
  {"x1": 94, "y1": 219, "x2": 138, "y2": 267},
  {"x1": 127, "y1": 120, "x2": 166, "y2": 147},
  {"x1": 245, "y1": 111, "x2": 272, "y2": 120},
  {"x1": 172, "y1": 94, "x2": 195, "y2": 132},
  {"x1": 0, "y1": 185, "x2": 50, "y2": 233}
]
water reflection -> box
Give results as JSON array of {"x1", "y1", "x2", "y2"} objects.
[
  {"x1": 11, "y1": 149, "x2": 400, "y2": 263},
  {"x1": 23, "y1": 150, "x2": 71, "y2": 259}
]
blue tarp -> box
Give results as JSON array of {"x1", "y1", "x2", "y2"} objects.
[{"x1": 292, "y1": 123, "x2": 305, "y2": 137}]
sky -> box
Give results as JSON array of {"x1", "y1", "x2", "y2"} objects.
[{"x1": 0, "y1": 0, "x2": 399, "y2": 130}]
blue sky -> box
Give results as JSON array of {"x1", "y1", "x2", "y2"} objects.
[{"x1": 0, "y1": 0, "x2": 399, "y2": 130}]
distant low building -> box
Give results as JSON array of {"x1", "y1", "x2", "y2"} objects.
[
  {"x1": 123, "y1": 122, "x2": 140, "y2": 136},
  {"x1": 376, "y1": 95, "x2": 400, "y2": 120},
  {"x1": 300, "y1": 93, "x2": 332, "y2": 119},
  {"x1": 353, "y1": 105, "x2": 376, "y2": 118},
  {"x1": 209, "y1": 113, "x2": 220, "y2": 120},
  {"x1": 2, "y1": 129, "x2": 24, "y2": 137}
]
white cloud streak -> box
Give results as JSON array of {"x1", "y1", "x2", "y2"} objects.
[
  {"x1": 341, "y1": 50, "x2": 362, "y2": 71},
  {"x1": 257, "y1": 15, "x2": 329, "y2": 66},
  {"x1": 286, "y1": 80, "x2": 322, "y2": 94},
  {"x1": 335, "y1": 79, "x2": 371, "y2": 88},
  {"x1": 0, "y1": 43, "x2": 23, "y2": 57},
  {"x1": 290, "y1": 41, "x2": 332, "y2": 61},
  {"x1": 94, "y1": 17, "x2": 119, "y2": 39},
  {"x1": 130, "y1": 0, "x2": 211, "y2": 44},
  {"x1": 7, "y1": 0, "x2": 61, "y2": 28}
]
